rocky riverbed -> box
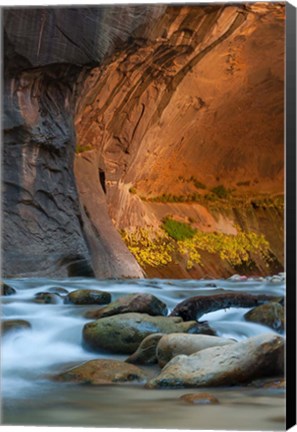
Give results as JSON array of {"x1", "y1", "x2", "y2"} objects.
[{"x1": 1, "y1": 274, "x2": 285, "y2": 429}]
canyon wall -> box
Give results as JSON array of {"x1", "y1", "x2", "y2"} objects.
[{"x1": 2, "y1": 4, "x2": 285, "y2": 278}]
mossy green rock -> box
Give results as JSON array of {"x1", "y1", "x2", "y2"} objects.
[
  {"x1": 64, "y1": 289, "x2": 111, "y2": 305},
  {"x1": 244, "y1": 302, "x2": 284, "y2": 331},
  {"x1": 85, "y1": 293, "x2": 168, "y2": 319},
  {"x1": 83, "y1": 313, "x2": 200, "y2": 354},
  {"x1": 55, "y1": 359, "x2": 148, "y2": 385}
]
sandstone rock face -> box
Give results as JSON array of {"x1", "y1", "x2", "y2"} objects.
[
  {"x1": 85, "y1": 293, "x2": 167, "y2": 319},
  {"x1": 82, "y1": 313, "x2": 207, "y2": 354},
  {"x1": 55, "y1": 359, "x2": 148, "y2": 385},
  {"x1": 64, "y1": 289, "x2": 111, "y2": 305},
  {"x1": 75, "y1": 3, "x2": 285, "y2": 277},
  {"x1": 3, "y1": 4, "x2": 285, "y2": 278},
  {"x1": 244, "y1": 302, "x2": 285, "y2": 332},
  {"x1": 147, "y1": 334, "x2": 284, "y2": 388},
  {"x1": 3, "y1": 6, "x2": 158, "y2": 278},
  {"x1": 157, "y1": 334, "x2": 236, "y2": 367}
]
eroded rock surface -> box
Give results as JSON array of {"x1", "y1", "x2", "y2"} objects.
[
  {"x1": 82, "y1": 312, "x2": 212, "y2": 354},
  {"x1": 147, "y1": 333, "x2": 284, "y2": 388},
  {"x1": 3, "y1": 4, "x2": 285, "y2": 278}
]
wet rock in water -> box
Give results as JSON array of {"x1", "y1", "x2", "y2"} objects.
[
  {"x1": 248, "y1": 377, "x2": 285, "y2": 390},
  {"x1": 157, "y1": 334, "x2": 236, "y2": 367},
  {"x1": 146, "y1": 333, "x2": 284, "y2": 388},
  {"x1": 244, "y1": 302, "x2": 284, "y2": 331},
  {"x1": 47, "y1": 287, "x2": 69, "y2": 295},
  {"x1": 82, "y1": 313, "x2": 207, "y2": 354},
  {"x1": 2, "y1": 319, "x2": 31, "y2": 335},
  {"x1": 180, "y1": 393, "x2": 219, "y2": 405},
  {"x1": 64, "y1": 289, "x2": 111, "y2": 305},
  {"x1": 34, "y1": 292, "x2": 63, "y2": 304},
  {"x1": 54, "y1": 359, "x2": 148, "y2": 385},
  {"x1": 170, "y1": 293, "x2": 281, "y2": 321},
  {"x1": 126, "y1": 333, "x2": 164, "y2": 364},
  {"x1": 1, "y1": 282, "x2": 16, "y2": 296},
  {"x1": 85, "y1": 293, "x2": 168, "y2": 319}
]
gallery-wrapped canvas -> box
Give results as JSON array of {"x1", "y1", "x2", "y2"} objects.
[{"x1": 1, "y1": 1, "x2": 296, "y2": 430}]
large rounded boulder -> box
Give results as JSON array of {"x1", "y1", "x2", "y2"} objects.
[
  {"x1": 157, "y1": 334, "x2": 236, "y2": 367},
  {"x1": 244, "y1": 302, "x2": 284, "y2": 332},
  {"x1": 54, "y1": 359, "x2": 148, "y2": 385},
  {"x1": 147, "y1": 333, "x2": 284, "y2": 388},
  {"x1": 82, "y1": 313, "x2": 211, "y2": 354},
  {"x1": 85, "y1": 293, "x2": 168, "y2": 319},
  {"x1": 64, "y1": 289, "x2": 111, "y2": 305}
]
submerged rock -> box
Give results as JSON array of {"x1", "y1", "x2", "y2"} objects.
[
  {"x1": 1, "y1": 282, "x2": 16, "y2": 296},
  {"x1": 244, "y1": 302, "x2": 284, "y2": 331},
  {"x1": 157, "y1": 334, "x2": 236, "y2": 367},
  {"x1": 82, "y1": 313, "x2": 211, "y2": 354},
  {"x1": 146, "y1": 333, "x2": 284, "y2": 388},
  {"x1": 2, "y1": 319, "x2": 31, "y2": 335},
  {"x1": 64, "y1": 289, "x2": 111, "y2": 305},
  {"x1": 126, "y1": 333, "x2": 164, "y2": 364},
  {"x1": 85, "y1": 293, "x2": 168, "y2": 319},
  {"x1": 180, "y1": 393, "x2": 219, "y2": 405},
  {"x1": 34, "y1": 292, "x2": 63, "y2": 304},
  {"x1": 55, "y1": 359, "x2": 148, "y2": 385}
]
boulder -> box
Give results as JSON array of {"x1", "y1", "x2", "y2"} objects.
[
  {"x1": 157, "y1": 334, "x2": 236, "y2": 367},
  {"x1": 170, "y1": 293, "x2": 282, "y2": 321},
  {"x1": 2, "y1": 319, "x2": 31, "y2": 335},
  {"x1": 48, "y1": 287, "x2": 69, "y2": 295},
  {"x1": 126, "y1": 333, "x2": 164, "y2": 364},
  {"x1": 82, "y1": 313, "x2": 213, "y2": 354},
  {"x1": 54, "y1": 359, "x2": 148, "y2": 385},
  {"x1": 244, "y1": 302, "x2": 284, "y2": 331},
  {"x1": 180, "y1": 393, "x2": 219, "y2": 405},
  {"x1": 34, "y1": 292, "x2": 63, "y2": 304},
  {"x1": 1, "y1": 282, "x2": 16, "y2": 296},
  {"x1": 64, "y1": 289, "x2": 111, "y2": 305},
  {"x1": 85, "y1": 293, "x2": 168, "y2": 319},
  {"x1": 146, "y1": 333, "x2": 284, "y2": 388}
]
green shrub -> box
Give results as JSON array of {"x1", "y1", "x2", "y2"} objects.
[
  {"x1": 237, "y1": 181, "x2": 250, "y2": 187},
  {"x1": 211, "y1": 185, "x2": 229, "y2": 199},
  {"x1": 193, "y1": 180, "x2": 206, "y2": 190},
  {"x1": 76, "y1": 144, "x2": 92, "y2": 153},
  {"x1": 162, "y1": 218, "x2": 196, "y2": 241}
]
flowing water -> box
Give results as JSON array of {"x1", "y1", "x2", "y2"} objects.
[{"x1": 1, "y1": 276, "x2": 285, "y2": 430}]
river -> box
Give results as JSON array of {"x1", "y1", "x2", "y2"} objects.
[{"x1": 1, "y1": 275, "x2": 285, "y2": 430}]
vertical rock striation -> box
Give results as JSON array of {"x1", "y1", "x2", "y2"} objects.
[{"x1": 2, "y1": 4, "x2": 285, "y2": 278}]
